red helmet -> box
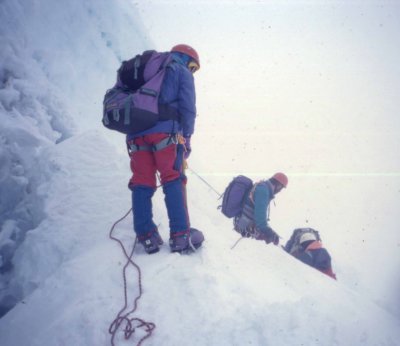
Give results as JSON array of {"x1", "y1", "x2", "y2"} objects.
[
  {"x1": 271, "y1": 172, "x2": 288, "y2": 188},
  {"x1": 171, "y1": 44, "x2": 200, "y2": 67}
]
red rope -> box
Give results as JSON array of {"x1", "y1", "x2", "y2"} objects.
[{"x1": 108, "y1": 208, "x2": 156, "y2": 346}]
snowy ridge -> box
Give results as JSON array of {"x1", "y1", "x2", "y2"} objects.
[{"x1": 0, "y1": 134, "x2": 398, "y2": 345}]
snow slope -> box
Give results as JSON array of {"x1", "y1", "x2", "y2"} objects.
[
  {"x1": 0, "y1": 133, "x2": 399, "y2": 346},
  {"x1": 0, "y1": 0, "x2": 399, "y2": 345}
]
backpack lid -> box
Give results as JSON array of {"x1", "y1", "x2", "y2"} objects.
[{"x1": 299, "y1": 232, "x2": 317, "y2": 244}]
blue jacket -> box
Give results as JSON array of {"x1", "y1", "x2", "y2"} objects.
[{"x1": 126, "y1": 57, "x2": 196, "y2": 140}]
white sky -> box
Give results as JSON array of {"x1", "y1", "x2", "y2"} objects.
[
  {"x1": 130, "y1": 2, "x2": 400, "y2": 313},
  {"x1": 134, "y1": 0, "x2": 400, "y2": 178}
]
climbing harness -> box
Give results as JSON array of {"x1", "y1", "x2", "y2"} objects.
[{"x1": 127, "y1": 135, "x2": 178, "y2": 154}]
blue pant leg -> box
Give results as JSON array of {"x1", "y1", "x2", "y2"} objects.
[
  {"x1": 132, "y1": 185, "x2": 157, "y2": 237},
  {"x1": 163, "y1": 178, "x2": 190, "y2": 235}
]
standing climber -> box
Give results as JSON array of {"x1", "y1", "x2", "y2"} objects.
[{"x1": 126, "y1": 44, "x2": 204, "y2": 254}]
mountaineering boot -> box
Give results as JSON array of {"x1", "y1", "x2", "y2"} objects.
[
  {"x1": 169, "y1": 228, "x2": 204, "y2": 253},
  {"x1": 138, "y1": 229, "x2": 164, "y2": 254},
  {"x1": 163, "y1": 178, "x2": 204, "y2": 252},
  {"x1": 132, "y1": 186, "x2": 164, "y2": 254}
]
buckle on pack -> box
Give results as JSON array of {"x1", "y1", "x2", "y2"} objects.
[{"x1": 171, "y1": 135, "x2": 179, "y2": 145}]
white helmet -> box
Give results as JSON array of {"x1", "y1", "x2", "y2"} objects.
[{"x1": 299, "y1": 232, "x2": 317, "y2": 244}]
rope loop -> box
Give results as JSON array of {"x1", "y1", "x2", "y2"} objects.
[{"x1": 108, "y1": 208, "x2": 156, "y2": 346}]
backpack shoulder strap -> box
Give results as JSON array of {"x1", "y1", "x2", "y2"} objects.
[{"x1": 248, "y1": 180, "x2": 267, "y2": 202}]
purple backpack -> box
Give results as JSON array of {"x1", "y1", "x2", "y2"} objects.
[
  {"x1": 102, "y1": 50, "x2": 179, "y2": 134},
  {"x1": 219, "y1": 175, "x2": 253, "y2": 218}
]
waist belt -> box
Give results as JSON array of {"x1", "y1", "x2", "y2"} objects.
[{"x1": 127, "y1": 135, "x2": 178, "y2": 154}]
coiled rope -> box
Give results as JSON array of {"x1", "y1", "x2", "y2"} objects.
[{"x1": 108, "y1": 208, "x2": 156, "y2": 346}]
